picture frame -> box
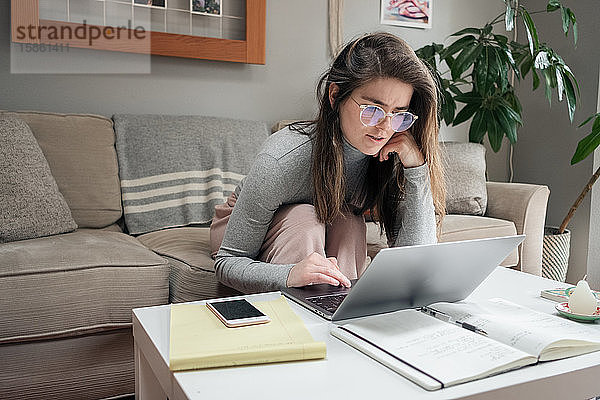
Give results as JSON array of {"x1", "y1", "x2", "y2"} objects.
[
  {"x1": 133, "y1": 0, "x2": 167, "y2": 9},
  {"x1": 380, "y1": 0, "x2": 432, "y2": 29},
  {"x1": 191, "y1": 0, "x2": 222, "y2": 16}
]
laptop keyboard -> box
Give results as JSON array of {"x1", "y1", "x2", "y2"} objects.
[{"x1": 306, "y1": 293, "x2": 348, "y2": 313}]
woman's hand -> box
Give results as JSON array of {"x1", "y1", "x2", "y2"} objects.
[
  {"x1": 286, "y1": 253, "x2": 352, "y2": 288},
  {"x1": 377, "y1": 130, "x2": 425, "y2": 168}
]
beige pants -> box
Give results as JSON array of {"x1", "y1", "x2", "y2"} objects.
[{"x1": 210, "y1": 193, "x2": 368, "y2": 279}]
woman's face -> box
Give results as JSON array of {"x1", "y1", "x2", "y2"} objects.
[{"x1": 330, "y1": 77, "x2": 414, "y2": 156}]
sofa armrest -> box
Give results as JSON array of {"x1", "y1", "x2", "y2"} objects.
[{"x1": 485, "y1": 182, "x2": 550, "y2": 276}]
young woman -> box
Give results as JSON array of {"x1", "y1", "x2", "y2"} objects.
[{"x1": 210, "y1": 32, "x2": 445, "y2": 294}]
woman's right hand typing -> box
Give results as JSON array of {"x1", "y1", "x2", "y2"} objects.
[{"x1": 286, "y1": 252, "x2": 352, "y2": 288}]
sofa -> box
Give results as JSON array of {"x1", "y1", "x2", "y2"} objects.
[{"x1": 0, "y1": 110, "x2": 549, "y2": 400}]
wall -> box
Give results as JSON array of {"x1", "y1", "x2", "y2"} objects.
[
  {"x1": 586, "y1": 70, "x2": 600, "y2": 289},
  {"x1": 512, "y1": 0, "x2": 600, "y2": 285},
  {"x1": 1, "y1": 0, "x2": 503, "y2": 131}
]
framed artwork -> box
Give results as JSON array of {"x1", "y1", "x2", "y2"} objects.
[
  {"x1": 11, "y1": 0, "x2": 265, "y2": 64},
  {"x1": 380, "y1": 0, "x2": 432, "y2": 29},
  {"x1": 134, "y1": 0, "x2": 167, "y2": 8},
  {"x1": 192, "y1": 0, "x2": 222, "y2": 16}
]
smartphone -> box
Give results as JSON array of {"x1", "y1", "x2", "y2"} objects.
[{"x1": 206, "y1": 299, "x2": 271, "y2": 328}]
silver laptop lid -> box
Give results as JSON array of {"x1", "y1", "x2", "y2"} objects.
[{"x1": 331, "y1": 235, "x2": 525, "y2": 321}]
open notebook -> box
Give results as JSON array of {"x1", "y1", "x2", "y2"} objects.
[{"x1": 331, "y1": 298, "x2": 600, "y2": 390}]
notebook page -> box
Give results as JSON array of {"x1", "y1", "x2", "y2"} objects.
[
  {"x1": 428, "y1": 298, "x2": 600, "y2": 360},
  {"x1": 334, "y1": 309, "x2": 535, "y2": 387}
]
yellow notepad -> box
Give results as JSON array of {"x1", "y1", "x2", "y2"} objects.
[{"x1": 169, "y1": 295, "x2": 326, "y2": 371}]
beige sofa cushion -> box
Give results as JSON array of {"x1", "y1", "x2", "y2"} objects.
[
  {"x1": 442, "y1": 215, "x2": 518, "y2": 266},
  {"x1": 137, "y1": 227, "x2": 240, "y2": 302},
  {"x1": 0, "y1": 230, "x2": 169, "y2": 343},
  {"x1": 0, "y1": 111, "x2": 122, "y2": 228},
  {"x1": 2, "y1": 329, "x2": 134, "y2": 400},
  {"x1": 137, "y1": 227, "x2": 215, "y2": 272},
  {"x1": 366, "y1": 215, "x2": 518, "y2": 267},
  {"x1": 0, "y1": 117, "x2": 77, "y2": 242},
  {"x1": 166, "y1": 256, "x2": 241, "y2": 303}
]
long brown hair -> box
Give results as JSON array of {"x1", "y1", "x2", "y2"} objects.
[{"x1": 291, "y1": 32, "x2": 445, "y2": 242}]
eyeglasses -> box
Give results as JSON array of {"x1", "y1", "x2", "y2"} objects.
[{"x1": 351, "y1": 97, "x2": 418, "y2": 132}]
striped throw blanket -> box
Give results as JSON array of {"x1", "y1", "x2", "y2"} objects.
[{"x1": 113, "y1": 114, "x2": 269, "y2": 235}]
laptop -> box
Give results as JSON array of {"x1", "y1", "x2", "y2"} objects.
[{"x1": 282, "y1": 235, "x2": 525, "y2": 321}]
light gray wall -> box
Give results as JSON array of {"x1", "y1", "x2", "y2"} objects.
[
  {"x1": 512, "y1": 0, "x2": 600, "y2": 285},
  {"x1": 586, "y1": 71, "x2": 600, "y2": 289},
  {"x1": 1, "y1": 0, "x2": 503, "y2": 129}
]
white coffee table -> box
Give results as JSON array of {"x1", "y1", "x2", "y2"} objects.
[{"x1": 133, "y1": 267, "x2": 600, "y2": 400}]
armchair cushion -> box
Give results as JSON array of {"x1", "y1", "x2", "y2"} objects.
[{"x1": 366, "y1": 216, "x2": 518, "y2": 267}]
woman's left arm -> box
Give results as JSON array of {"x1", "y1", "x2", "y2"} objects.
[
  {"x1": 378, "y1": 131, "x2": 437, "y2": 247},
  {"x1": 388, "y1": 163, "x2": 437, "y2": 247}
]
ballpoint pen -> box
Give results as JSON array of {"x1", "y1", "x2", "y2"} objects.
[{"x1": 419, "y1": 306, "x2": 488, "y2": 336}]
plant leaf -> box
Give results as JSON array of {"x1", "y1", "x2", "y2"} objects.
[
  {"x1": 487, "y1": 112, "x2": 503, "y2": 152},
  {"x1": 532, "y1": 69, "x2": 540, "y2": 90},
  {"x1": 475, "y1": 46, "x2": 490, "y2": 95},
  {"x1": 547, "y1": 0, "x2": 560, "y2": 12},
  {"x1": 455, "y1": 91, "x2": 483, "y2": 104},
  {"x1": 469, "y1": 110, "x2": 487, "y2": 143},
  {"x1": 571, "y1": 117, "x2": 600, "y2": 164},
  {"x1": 492, "y1": 47, "x2": 509, "y2": 92},
  {"x1": 505, "y1": 91, "x2": 523, "y2": 115},
  {"x1": 493, "y1": 34, "x2": 509, "y2": 47},
  {"x1": 450, "y1": 28, "x2": 482, "y2": 37},
  {"x1": 563, "y1": 68, "x2": 580, "y2": 97},
  {"x1": 441, "y1": 90, "x2": 456, "y2": 125},
  {"x1": 483, "y1": 24, "x2": 493, "y2": 36},
  {"x1": 505, "y1": 1, "x2": 515, "y2": 31},
  {"x1": 555, "y1": 68, "x2": 564, "y2": 102},
  {"x1": 440, "y1": 35, "x2": 477, "y2": 59},
  {"x1": 497, "y1": 98, "x2": 523, "y2": 124},
  {"x1": 521, "y1": 8, "x2": 539, "y2": 55},
  {"x1": 451, "y1": 42, "x2": 483, "y2": 80},
  {"x1": 571, "y1": 14, "x2": 578, "y2": 46},
  {"x1": 495, "y1": 106, "x2": 518, "y2": 144},
  {"x1": 561, "y1": 6, "x2": 570, "y2": 35},
  {"x1": 453, "y1": 103, "x2": 481, "y2": 126},
  {"x1": 578, "y1": 113, "x2": 600, "y2": 128},
  {"x1": 543, "y1": 68, "x2": 554, "y2": 105},
  {"x1": 563, "y1": 72, "x2": 577, "y2": 122},
  {"x1": 520, "y1": 57, "x2": 532, "y2": 78},
  {"x1": 449, "y1": 85, "x2": 463, "y2": 96},
  {"x1": 534, "y1": 51, "x2": 550, "y2": 69}
]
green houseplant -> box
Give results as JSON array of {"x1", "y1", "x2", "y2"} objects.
[
  {"x1": 415, "y1": 0, "x2": 600, "y2": 281},
  {"x1": 415, "y1": 0, "x2": 579, "y2": 151}
]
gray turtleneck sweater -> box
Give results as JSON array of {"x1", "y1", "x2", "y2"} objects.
[{"x1": 214, "y1": 127, "x2": 436, "y2": 293}]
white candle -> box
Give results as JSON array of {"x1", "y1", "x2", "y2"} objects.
[{"x1": 568, "y1": 279, "x2": 598, "y2": 315}]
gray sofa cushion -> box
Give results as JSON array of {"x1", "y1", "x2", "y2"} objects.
[
  {"x1": 0, "y1": 111, "x2": 122, "y2": 229},
  {"x1": 0, "y1": 230, "x2": 169, "y2": 342},
  {"x1": 440, "y1": 142, "x2": 487, "y2": 215},
  {"x1": 0, "y1": 117, "x2": 77, "y2": 243}
]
